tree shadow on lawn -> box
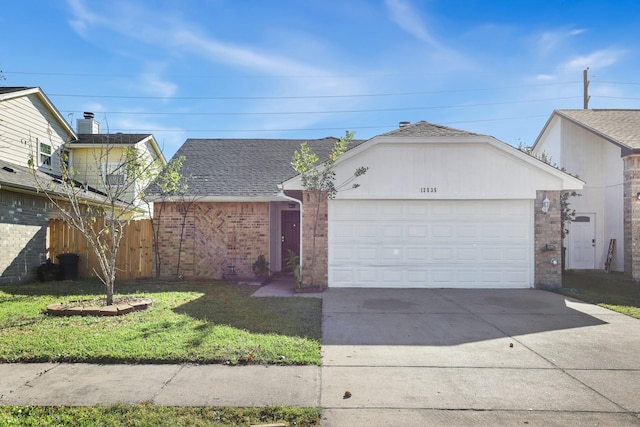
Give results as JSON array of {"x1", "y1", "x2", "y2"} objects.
[
  {"x1": 559, "y1": 271, "x2": 640, "y2": 312},
  {"x1": 1, "y1": 279, "x2": 322, "y2": 341}
]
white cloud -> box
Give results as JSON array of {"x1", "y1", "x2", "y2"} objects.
[
  {"x1": 385, "y1": 0, "x2": 439, "y2": 47},
  {"x1": 67, "y1": 0, "x2": 102, "y2": 37},
  {"x1": 536, "y1": 74, "x2": 556, "y2": 81},
  {"x1": 537, "y1": 28, "x2": 586, "y2": 57},
  {"x1": 136, "y1": 72, "x2": 178, "y2": 99},
  {"x1": 560, "y1": 48, "x2": 627, "y2": 73}
]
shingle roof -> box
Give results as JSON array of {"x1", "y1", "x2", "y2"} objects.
[
  {"x1": 0, "y1": 159, "x2": 113, "y2": 205},
  {"x1": 555, "y1": 109, "x2": 640, "y2": 149},
  {"x1": 74, "y1": 134, "x2": 153, "y2": 144},
  {"x1": 0, "y1": 86, "x2": 33, "y2": 95},
  {"x1": 380, "y1": 120, "x2": 485, "y2": 138},
  {"x1": 156, "y1": 137, "x2": 364, "y2": 199}
]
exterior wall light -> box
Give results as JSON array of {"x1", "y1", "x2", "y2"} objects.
[
  {"x1": 551, "y1": 258, "x2": 558, "y2": 265},
  {"x1": 637, "y1": 192, "x2": 640, "y2": 201},
  {"x1": 542, "y1": 195, "x2": 550, "y2": 213}
]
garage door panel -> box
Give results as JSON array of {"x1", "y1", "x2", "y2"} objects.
[{"x1": 329, "y1": 200, "x2": 533, "y2": 288}]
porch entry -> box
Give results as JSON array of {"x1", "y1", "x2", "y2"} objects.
[
  {"x1": 568, "y1": 214, "x2": 596, "y2": 269},
  {"x1": 281, "y1": 210, "x2": 300, "y2": 270}
]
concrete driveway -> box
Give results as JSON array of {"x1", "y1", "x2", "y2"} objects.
[{"x1": 320, "y1": 288, "x2": 640, "y2": 426}]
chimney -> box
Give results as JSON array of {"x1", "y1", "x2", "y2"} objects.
[
  {"x1": 77, "y1": 112, "x2": 100, "y2": 134},
  {"x1": 399, "y1": 121, "x2": 410, "y2": 128}
]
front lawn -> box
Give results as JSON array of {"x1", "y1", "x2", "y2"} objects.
[
  {"x1": 558, "y1": 272, "x2": 640, "y2": 319},
  {"x1": 0, "y1": 404, "x2": 320, "y2": 426},
  {"x1": 0, "y1": 280, "x2": 321, "y2": 365}
]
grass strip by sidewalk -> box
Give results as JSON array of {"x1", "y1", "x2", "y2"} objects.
[
  {"x1": 0, "y1": 280, "x2": 321, "y2": 365},
  {"x1": 557, "y1": 272, "x2": 640, "y2": 319},
  {"x1": 0, "y1": 404, "x2": 320, "y2": 427}
]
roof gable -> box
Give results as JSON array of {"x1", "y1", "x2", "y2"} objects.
[
  {"x1": 0, "y1": 86, "x2": 75, "y2": 138},
  {"x1": 538, "y1": 109, "x2": 640, "y2": 151}
]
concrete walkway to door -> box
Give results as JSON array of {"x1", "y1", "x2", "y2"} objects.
[{"x1": 320, "y1": 288, "x2": 640, "y2": 426}]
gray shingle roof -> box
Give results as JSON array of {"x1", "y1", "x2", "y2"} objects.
[
  {"x1": 158, "y1": 137, "x2": 364, "y2": 199},
  {"x1": 0, "y1": 159, "x2": 113, "y2": 205},
  {"x1": 556, "y1": 109, "x2": 640, "y2": 149},
  {"x1": 0, "y1": 86, "x2": 33, "y2": 95},
  {"x1": 74, "y1": 134, "x2": 152, "y2": 144},
  {"x1": 380, "y1": 120, "x2": 485, "y2": 138}
]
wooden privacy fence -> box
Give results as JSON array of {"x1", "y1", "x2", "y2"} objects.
[{"x1": 48, "y1": 219, "x2": 153, "y2": 281}]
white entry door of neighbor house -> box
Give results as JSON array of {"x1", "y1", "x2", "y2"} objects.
[
  {"x1": 568, "y1": 214, "x2": 596, "y2": 269},
  {"x1": 328, "y1": 199, "x2": 533, "y2": 289}
]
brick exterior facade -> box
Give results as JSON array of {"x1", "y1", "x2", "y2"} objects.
[
  {"x1": 0, "y1": 190, "x2": 51, "y2": 284},
  {"x1": 534, "y1": 190, "x2": 562, "y2": 289},
  {"x1": 623, "y1": 155, "x2": 640, "y2": 279},
  {"x1": 301, "y1": 191, "x2": 328, "y2": 287},
  {"x1": 155, "y1": 201, "x2": 270, "y2": 279}
]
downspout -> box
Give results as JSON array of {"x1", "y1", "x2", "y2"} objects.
[{"x1": 276, "y1": 183, "x2": 303, "y2": 269}]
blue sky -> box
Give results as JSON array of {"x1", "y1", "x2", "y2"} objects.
[{"x1": 2, "y1": 0, "x2": 639, "y2": 159}]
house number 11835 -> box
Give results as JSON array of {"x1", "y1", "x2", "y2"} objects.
[{"x1": 420, "y1": 187, "x2": 437, "y2": 193}]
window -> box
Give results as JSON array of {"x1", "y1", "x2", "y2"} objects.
[
  {"x1": 105, "y1": 163, "x2": 126, "y2": 186},
  {"x1": 39, "y1": 141, "x2": 52, "y2": 167}
]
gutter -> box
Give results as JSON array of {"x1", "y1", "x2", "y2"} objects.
[{"x1": 276, "y1": 183, "x2": 303, "y2": 269}]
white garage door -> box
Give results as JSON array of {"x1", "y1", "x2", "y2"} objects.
[{"x1": 329, "y1": 200, "x2": 533, "y2": 288}]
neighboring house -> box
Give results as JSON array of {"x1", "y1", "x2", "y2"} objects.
[
  {"x1": 532, "y1": 109, "x2": 640, "y2": 278},
  {"x1": 0, "y1": 87, "x2": 77, "y2": 284},
  {"x1": 71, "y1": 113, "x2": 166, "y2": 217},
  {"x1": 0, "y1": 86, "x2": 164, "y2": 284},
  {"x1": 154, "y1": 121, "x2": 583, "y2": 289}
]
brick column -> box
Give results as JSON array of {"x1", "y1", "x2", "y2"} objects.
[
  {"x1": 534, "y1": 190, "x2": 562, "y2": 289},
  {"x1": 301, "y1": 190, "x2": 328, "y2": 288},
  {"x1": 623, "y1": 155, "x2": 640, "y2": 279}
]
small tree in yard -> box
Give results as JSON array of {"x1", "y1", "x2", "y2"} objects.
[
  {"x1": 140, "y1": 155, "x2": 189, "y2": 279},
  {"x1": 291, "y1": 131, "x2": 368, "y2": 288},
  {"x1": 27, "y1": 136, "x2": 166, "y2": 305}
]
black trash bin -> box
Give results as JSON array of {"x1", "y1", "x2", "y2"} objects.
[{"x1": 56, "y1": 253, "x2": 79, "y2": 280}]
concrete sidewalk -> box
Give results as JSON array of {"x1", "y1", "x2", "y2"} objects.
[{"x1": 1, "y1": 288, "x2": 639, "y2": 426}]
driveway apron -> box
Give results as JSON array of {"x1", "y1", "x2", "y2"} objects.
[{"x1": 320, "y1": 288, "x2": 640, "y2": 426}]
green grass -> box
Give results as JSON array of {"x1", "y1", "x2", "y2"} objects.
[
  {"x1": 0, "y1": 279, "x2": 321, "y2": 365},
  {"x1": 0, "y1": 404, "x2": 320, "y2": 426},
  {"x1": 557, "y1": 272, "x2": 640, "y2": 319}
]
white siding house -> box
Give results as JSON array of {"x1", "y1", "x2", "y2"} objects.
[
  {"x1": 532, "y1": 109, "x2": 640, "y2": 276},
  {"x1": 285, "y1": 121, "x2": 584, "y2": 289}
]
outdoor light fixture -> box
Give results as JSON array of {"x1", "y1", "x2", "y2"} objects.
[
  {"x1": 637, "y1": 192, "x2": 640, "y2": 201},
  {"x1": 551, "y1": 258, "x2": 558, "y2": 266},
  {"x1": 542, "y1": 195, "x2": 550, "y2": 213}
]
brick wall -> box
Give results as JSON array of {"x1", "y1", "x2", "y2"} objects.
[
  {"x1": 155, "y1": 201, "x2": 270, "y2": 279},
  {"x1": 623, "y1": 155, "x2": 640, "y2": 279},
  {"x1": 301, "y1": 190, "x2": 328, "y2": 287},
  {"x1": 0, "y1": 190, "x2": 51, "y2": 284},
  {"x1": 534, "y1": 190, "x2": 562, "y2": 289}
]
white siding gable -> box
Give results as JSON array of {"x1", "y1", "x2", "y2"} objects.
[{"x1": 307, "y1": 137, "x2": 582, "y2": 201}]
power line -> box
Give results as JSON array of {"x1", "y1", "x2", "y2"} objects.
[
  {"x1": 46, "y1": 82, "x2": 583, "y2": 101},
  {"x1": 104, "y1": 114, "x2": 551, "y2": 134},
  {"x1": 58, "y1": 96, "x2": 581, "y2": 117}
]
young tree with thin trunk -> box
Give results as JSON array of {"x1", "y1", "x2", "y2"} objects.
[
  {"x1": 291, "y1": 131, "x2": 368, "y2": 288},
  {"x1": 28, "y1": 136, "x2": 165, "y2": 305},
  {"x1": 140, "y1": 155, "x2": 188, "y2": 279}
]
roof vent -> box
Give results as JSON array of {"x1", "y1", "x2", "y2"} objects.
[
  {"x1": 83, "y1": 112, "x2": 94, "y2": 120},
  {"x1": 399, "y1": 121, "x2": 410, "y2": 128}
]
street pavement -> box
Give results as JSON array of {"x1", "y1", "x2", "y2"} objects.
[{"x1": 1, "y1": 283, "x2": 639, "y2": 426}]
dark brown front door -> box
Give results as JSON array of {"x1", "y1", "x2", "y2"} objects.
[{"x1": 281, "y1": 210, "x2": 300, "y2": 270}]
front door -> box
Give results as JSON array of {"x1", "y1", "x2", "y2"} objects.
[
  {"x1": 281, "y1": 211, "x2": 300, "y2": 270},
  {"x1": 568, "y1": 214, "x2": 596, "y2": 269}
]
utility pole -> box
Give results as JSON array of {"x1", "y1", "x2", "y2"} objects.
[{"x1": 583, "y1": 67, "x2": 590, "y2": 109}]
